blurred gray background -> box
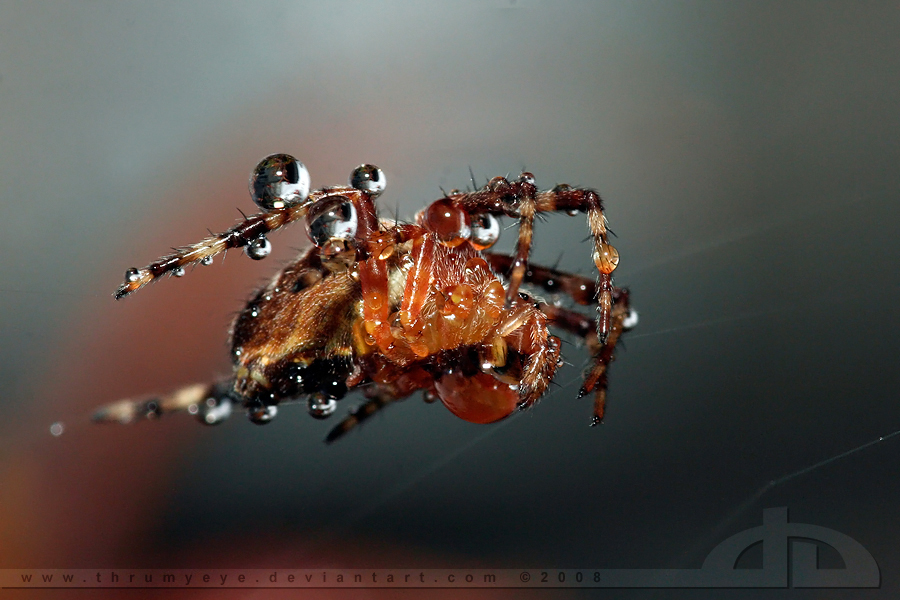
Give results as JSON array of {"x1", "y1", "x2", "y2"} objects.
[{"x1": 0, "y1": 2, "x2": 898, "y2": 599}]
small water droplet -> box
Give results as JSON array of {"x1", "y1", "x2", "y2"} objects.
[
  {"x1": 307, "y1": 394, "x2": 337, "y2": 419},
  {"x1": 248, "y1": 405, "x2": 277, "y2": 425},
  {"x1": 246, "y1": 236, "x2": 272, "y2": 260},
  {"x1": 470, "y1": 213, "x2": 500, "y2": 250},
  {"x1": 249, "y1": 306, "x2": 260, "y2": 318},
  {"x1": 173, "y1": 266, "x2": 185, "y2": 277},
  {"x1": 622, "y1": 309, "x2": 639, "y2": 330},
  {"x1": 566, "y1": 209, "x2": 579, "y2": 217},
  {"x1": 49, "y1": 422, "x2": 64, "y2": 437},
  {"x1": 349, "y1": 164, "x2": 387, "y2": 197},
  {"x1": 200, "y1": 256, "x2": 213, "y2": 266},
  {"x1": 125, "y1": 267, "x2": 140, "y2": 283},
  {"x1": 593, "y1": 243, "x2": 619, "y2": 274}
]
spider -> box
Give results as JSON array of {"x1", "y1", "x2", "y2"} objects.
[{"x1": 94, "y1": 155, "x2": 637, "y2": 443}]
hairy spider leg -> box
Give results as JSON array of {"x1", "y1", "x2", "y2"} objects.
[
  {"x1": 325, "y1": 390, "x2": 398, "y2": 444},
  {"x1": 481, "y1": 251, "x2": 631, "y2": 425},
  {"x1": 538, "y1": 294, "x2": 630, "y2": 425},
  {"x1": 445, "y1": 177, "x2": 619, "y2": 345},
  {"x1": 115, "y1": 187, "x2": 369, "y2": 299},
  {"x1": 92, "y1": 379, "x2": 236, "y2": 426},
  {"x1": 323, "y1": 370, "x2": 433, "y2": 443}
]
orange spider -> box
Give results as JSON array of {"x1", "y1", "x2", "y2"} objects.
[{"x1": 94, "y1": 155, "x2": 636, "y2": 442}]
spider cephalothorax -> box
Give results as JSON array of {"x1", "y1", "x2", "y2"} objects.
[{"x1": 96, "y1": 155, "x2": 636, "y2": 442}]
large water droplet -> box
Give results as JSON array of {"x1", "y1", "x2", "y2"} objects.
[
  {"x1": 249, "y1": 154, "x2": 311, "y2": 211},
  {"x1": 305, "y1": 196, "x2": 358, "y2": 247},
  {"x1": 246, "y1": 236, "x2": 272, "y2": 260}
]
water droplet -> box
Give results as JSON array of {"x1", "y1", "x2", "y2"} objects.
[
  {"x1": 349, "y1": 164, "x2": 386, "y2": 197},
  {"x1": 173, "y1": 266, "x2": 185, "y2": 277},
  {"x1": 518, "y1": 172, "x2": 535, "y2": 186},
  {"x1": 246, "y1": 236, "x2": 272, "y2": 260},
  {"x1": 423, "y1": 199, "x2": 470, "y2": 246},
  {"x1": 187, "y1": 404, "x2": 199, "y2": 415},
  {"x1": 248, "y1": 405, "x2": 277, "y2": 425},
  {"x1": 233, "y1": 347, "x2": 243, "y2": 358},
  {"x1": 622, "y1": 309, "x2": 639, "y2": 330},
  {"x1": 49, "y1": 422, "x2": 64, "y2": 437},
  {"x1": 423, "y1": 390, "x2": 439, "y2": 404},
  {"x1": 566, "y1": 209, "x2": 579, "y2": 217},
  {"x1": 470, "y1": 213, "x2": 500, "y2": 250},
  {"x1": 377, "y1": 244, "x2": 395, "y2": 260},
  {"x1": 249, "y1": 306, "x2": 260, "y2": 318},
  {"x1": 488, "y1": 176, "x2": 508, "y2": 191},
  {"x1": 125, "y1": 267, "x2": 140, "y2": 283},
  {"x1": 200, "y1": 256, "x2": 213, "y2": 266},
  {"x1": 305, "y1": 196, "x2": 358, "y2": 247},
  {"x1": 307, "y1": 394, "x2": 337, "y2": 419},
  {"x1": 593, "y1": 243, "x2": 619, "y2": 274},
  {"x1": 249, "y1": 154, "x2": 310, "y2": 211}
]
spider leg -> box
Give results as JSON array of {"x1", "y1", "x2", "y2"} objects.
[
  {"x1": 115, "y1": 187, "x2": 373, "y2": 299},
  {"x1": 481, "y1": 251, "x2": 598, "y2": 305},
  {"x1": 323, "y1": 363, "x2": 442, "y2": 444},
  {"x1": 495, "y1": 299, "x2": 562, "y2": 410},
  {"x1": 483, "y1": 252, "x2": 633, "y2": 424},
  {"x1": 538, "y1": 289, "x2": 632, "y2": 426},
  {"x1": 92, "y1": 379, "x2": 236, "y2": 426},
  {"x1": 504, "y1": 182, "x2": 537, "y2": 308},
  {"x1": 447, "y1": 176, "x2": 619, "y2": 343},
  {"x1": 324, "y1": 387, "x2": 410, "y2": 444}
]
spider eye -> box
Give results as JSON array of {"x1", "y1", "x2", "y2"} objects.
[
  {"x1": 350, "y1": 164, "x2": 386, "y2": 197},
  {"x1": 469, "y1": 213, "x2": 500, "y2": 250},
  {"x1": 249, "y1": 154, "x2": 311, "y2": 211},
  {"x1": 305, "y1": 195, "x2": 358, "y2": 247}
]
